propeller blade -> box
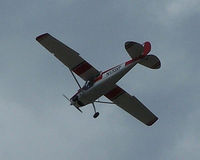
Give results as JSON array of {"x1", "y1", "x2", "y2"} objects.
[
  {"x1": 62, "y1": 94, "x2": 82, "y2": 113},
  {"x1": 62, "y1": 94, "x2": 70, "y2": 102},
  {"x1": 76, "y1": 107, "x2": 83, "y2": 113}
]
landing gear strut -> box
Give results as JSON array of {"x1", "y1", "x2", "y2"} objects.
[{"x1": 92, "y1": 103, "x2": 99, "y2": 118}]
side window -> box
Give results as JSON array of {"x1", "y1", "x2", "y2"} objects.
[
  {"x1": 86, "y1": 81, "x2": 90, "y2": 87},
  {"x1": 88, "y1": 81, "x2": 93, "y2": 88},
  {"x1": 83, "y1": 81, "x2": 93, "y2": 90}
]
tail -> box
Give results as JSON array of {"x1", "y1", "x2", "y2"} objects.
[
  {"x1": 125, "y1": 41, "x2": 161, "y2": 69},
  {"x1": 138, "y1": 54, "x2": 161, "y2": 69}
]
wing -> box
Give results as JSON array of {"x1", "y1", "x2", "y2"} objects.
[
  {"x1": 36, "y1": 33, "x2": 100, "y2": 81},
  {"x1": 104, "y1": 85, "x2": 158, "y2": 126}
]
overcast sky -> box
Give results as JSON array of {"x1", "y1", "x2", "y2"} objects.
[{"x1": 0, "y1": 0, "x2": 200, "y2": 159}]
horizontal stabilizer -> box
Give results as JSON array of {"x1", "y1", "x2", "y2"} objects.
[
  {"x1": 139, "y1": 55, "x2": 161, "y2": 69},
  {"x1": 125, "y1": 41, "x2": 151, "y2": 59}
]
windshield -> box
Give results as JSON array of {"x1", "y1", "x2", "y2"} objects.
[{"x1": 82, "y1": 81, "x2": 93, "y2": 90}]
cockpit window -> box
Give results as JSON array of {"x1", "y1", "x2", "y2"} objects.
[{"x1": 83, "y1": 81, "x2": 93, "y2": 90}]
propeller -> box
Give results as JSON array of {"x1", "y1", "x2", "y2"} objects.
[
  {"x1": 62, "y1": 94, "x2": 70, "y2": 102},
  {"x1": 62, "y1": 94, "x2": 82, "y2": 113}
]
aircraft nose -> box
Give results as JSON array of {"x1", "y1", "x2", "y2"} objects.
[{"x1": 70, "y1": 100, "x2": 75, "y2": 105}]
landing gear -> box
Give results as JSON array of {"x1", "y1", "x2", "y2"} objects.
[
  {"x1": 93, "y1": 112, "x2": 99, "y2": 118},
  {"x1": 92, "y1": 103, "x2": 99, "y2": 118}
]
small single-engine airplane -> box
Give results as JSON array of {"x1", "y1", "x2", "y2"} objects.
[{"x1": 36, "y1": 33, "x2": 161, "y2": 126}]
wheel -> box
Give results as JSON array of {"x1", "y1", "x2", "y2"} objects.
[{"x1": 93, "y1": 112, "x2": 99, "y2": 118}]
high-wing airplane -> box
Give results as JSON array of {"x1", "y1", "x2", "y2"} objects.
[{"x1": 36, "y1": 33, "x2": 161, "y2": 126}]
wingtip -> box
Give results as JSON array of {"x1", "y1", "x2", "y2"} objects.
[
  {"x1": 146, "y1": 117, "x2": 158, "y2": 126},
  {"x1": 36, "y1": 33, "x2": 49, "y2": 41}
]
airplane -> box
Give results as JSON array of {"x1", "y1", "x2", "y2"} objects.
[{"x1": 36, "y1": 33, "x2": 161, "y2": 126}]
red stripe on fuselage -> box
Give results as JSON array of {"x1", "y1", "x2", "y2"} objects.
[
  {"x1": 94, "y1": 65, "x2": 121, "y2": 83},
  {"x1": 101, "y1": 65, "x2": 120, "y2": 75},
  {"x1": 73, "y1": 61, "x2": 92, "y2": 75},
  {"x1": 94, "y1": 59, "x2": 136, "y2": 83},
  {"x1": 125, "y1": 55, "x2": 145, "y2": 65},
  {"x1": 125, "y1": 59, "x2": 134, "y2": 66},
  {"x1": 94, "y1": 74, "x2": 102, "y2": 82},
  {"x1": 105, "y1": 86, "x2": 125, "y2": 101}
]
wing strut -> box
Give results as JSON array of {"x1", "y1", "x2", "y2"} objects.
[{"x1": 69, "y1": 69, "x2": 81, "y2": 89}]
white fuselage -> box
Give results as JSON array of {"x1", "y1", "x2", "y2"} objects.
[{"x1": 71, "y1": 59, "x2": 138, "y2": 107}]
